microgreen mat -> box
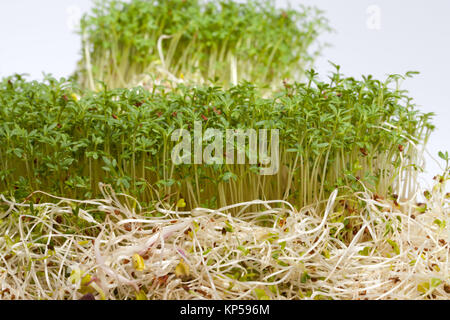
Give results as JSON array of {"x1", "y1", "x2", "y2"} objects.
[{"x1": 0, "y1": 68, "x2": 434, "y2": 210}]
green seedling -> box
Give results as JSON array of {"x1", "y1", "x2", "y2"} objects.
[{"x1": 0, "y1": 68, "x2": 434, "y2": 211}]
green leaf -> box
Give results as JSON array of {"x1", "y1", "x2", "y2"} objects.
[
  {"x1": 358, "y1": 247, "x2": 371, "y2": 256},
  {"x1": 433, "y1": 219, "x2": 446, "y2": 230},
  {"x1": 237, "y1": 245, "x2": 249, "y2": 256},
  {"x1": 222, "y1": 172, "x2": 237, "y2": 182},
  {"x1": 387, "y1": 239, "x2": 400, "y2": 255},
  {"x1": 254, "y1": 288, "x2": 270, "y2": 300},
  {"x1": 301, "y1": 271, "x2": 310, "y2": 283}
]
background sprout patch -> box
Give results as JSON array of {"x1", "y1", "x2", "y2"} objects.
[{"x1": 75, "y1": 0, "x2": 330, "y2": 90}]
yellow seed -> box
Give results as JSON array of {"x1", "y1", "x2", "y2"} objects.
[
  {"x1": 177, "y1": 199, "x2": 186, "y2": 208},
  {"x1": 135, "y1": 290, "x2": 147, "y2": 300},
  {"x1": 417, "y1": 282, "x2": 430, "y2": 294},
  {"x1": 81, "y1": 274, "x2": 92, "y2": 286},
  {"x1": 132, "y1": 253, "x2": 145, "y2": 271},
  {"x1": 175, "y1": 259, "x2": 190, "y2": 278}
]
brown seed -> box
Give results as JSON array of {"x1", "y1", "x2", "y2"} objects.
[
  {"x1": 444, "y1": 284, "x2": 450, "y2": 294},
  {"x1": 155, "y1": 275, "x2": 169, "y2": 286},
  {"x1": 390, "y1": 277, "x2": 401, "y2": 284},
  {"x1": 359, "y1": 148, "x2": 368, "y2": 156},
  {"x1": 373, "y1": 194, "x2": 384, "y2": 201},
  {"x1": 398, "y1": 145, "x2": 404, "y2": 152},
  {"x1": 182, "y1": 285, "x2": 190, "y2": 292},
  {"x1": 196, "y1": 289, "x2": 209, "y2": 297}
]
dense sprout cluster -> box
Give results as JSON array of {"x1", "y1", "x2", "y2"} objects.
[
  {"x1": 0, "y1": 70, "x2": 434, "y2": 210},
  {"x1": 0, "y1": 176, "x2": 448, "y2": 300},
  {"x1": 0, "y1": 0, "x2": 447, "y2": 302},
  {"x1": 75, "y1": 0, "x2": 330, "y2": 89}
]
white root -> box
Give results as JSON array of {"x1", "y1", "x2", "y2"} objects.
[{"x1": 0, "y1": 180, "x2": 448, "y2": 300}]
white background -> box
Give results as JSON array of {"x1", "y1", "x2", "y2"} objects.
[{"x1": 0, "y1": 0, "x2": 449, "y2": 187}]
